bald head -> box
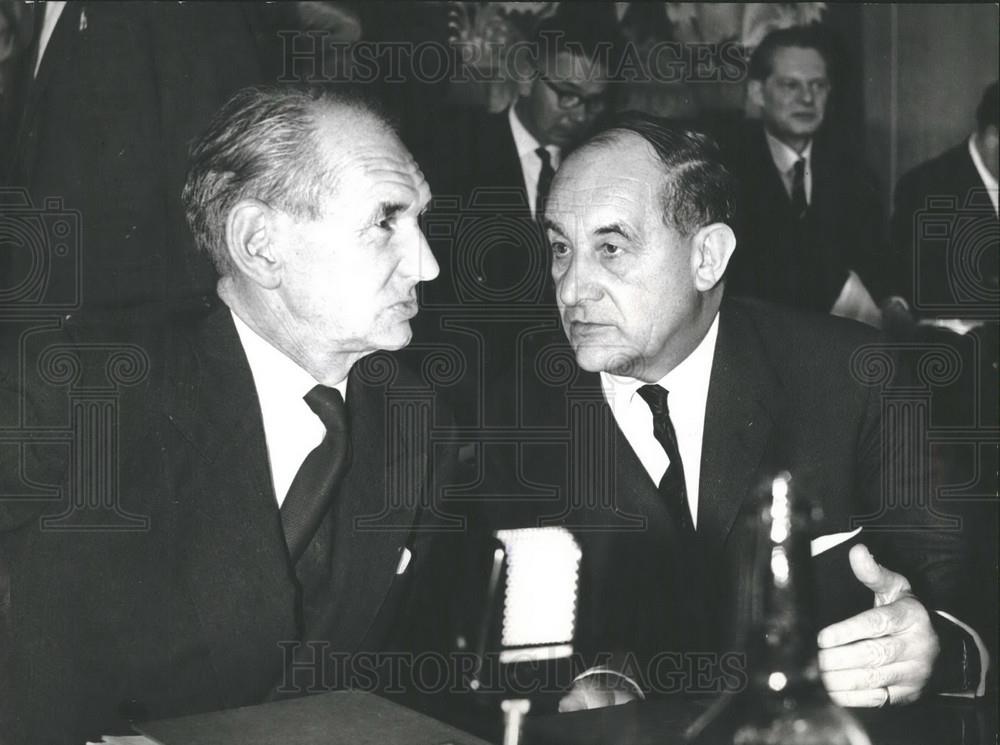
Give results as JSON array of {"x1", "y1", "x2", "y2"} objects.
[{"x1": 182, "y1": 86, "x2": 394, "y2": 276}]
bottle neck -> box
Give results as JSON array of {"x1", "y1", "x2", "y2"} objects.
[{"x1": 748, "y1": 497, "x2": 825, "y2": 698}]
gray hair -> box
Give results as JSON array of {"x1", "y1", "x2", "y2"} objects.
[{"x1": 182, "y1": 85, "x2": 392, "y2": 276}]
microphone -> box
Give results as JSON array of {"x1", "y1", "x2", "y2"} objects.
[{"x1": 469, "y1": 527, "x2": 583, "y2": 691}]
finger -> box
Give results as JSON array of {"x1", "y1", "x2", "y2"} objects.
[
  {"x1": 821, "y1": 661, "x2": 914, "y2": 692},
  {"x1": 818, "y1": 636, "x2": 906, "y2": 672},
  {"x1": 828, "y1": 688, "x2": 890, "y2": 708},
  {"x1": 849, "y1": 544, "x2": 911, "y2": 604},
  {"x1": 829, "y1": 685, "x2": 921, "y2": 708},
  {"x1": 818, "y1": 603, "x2": 908, "y2": 648}
]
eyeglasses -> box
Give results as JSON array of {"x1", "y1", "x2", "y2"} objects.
[{"x1": 539, "y1": 76, "x2": 608, "y2": 113}]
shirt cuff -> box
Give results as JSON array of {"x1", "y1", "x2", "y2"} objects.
[
  {"x1": 934, "y1": 610, "x2": 989, "y2": 697},
  {"x1": 573, "y1": 666, "x2": 646, "y2": 701}
]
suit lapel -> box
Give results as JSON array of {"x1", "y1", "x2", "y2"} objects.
[
  {"x1": 16, "y1": 2, "x2": 84, "y2": 180},
  {"x1": 307, "y1": 358, "x2": 423, "y2": 650},
  {"x1": 162, "y1": 306, "x2": 296, "y2": 704},
  {"x1": 480, "y1": 110, "x2": 530, "y2": 198},
  {"x1": 697, "y1": 301, "x2": 784, "y2": 553}
]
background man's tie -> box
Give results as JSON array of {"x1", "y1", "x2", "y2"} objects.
[
  {"x1": 791, "y1": 157, "x2": 808, "y2": 219},
  {"x1": 280, "y1": 385, "x2": 351, "y2": 563},
  {"x1": 535, "y1": 146, "x2": 555, "y2": 221},
  {"x1": 637, "y1": 384, "x2": 695, "y2": 540}
]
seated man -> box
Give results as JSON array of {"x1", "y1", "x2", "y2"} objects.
[
  {"x1": 467, "y1": 112, "x2": 986, "y2": 711},
  {"x1": 0, "y1": 86, "x2": 453, "y2": 744},
  {"x1": 724, "y1": 26, "x2": 883, "y2": 325}
]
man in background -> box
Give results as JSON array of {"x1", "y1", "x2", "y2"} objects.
[
  {"x1": 725, "y1": 25, "x2": 884, "y2": 325},
  {"x1": 412, "y1": 7, "x2": 616, "y2": 429},
  {"x1": 885, "y1": 80, "x2": 998, "y2": 669},
  {"x1": 2, "y1": 2, "x2": 285, "y2": 312}
]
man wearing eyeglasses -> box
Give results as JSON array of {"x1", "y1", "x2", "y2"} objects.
[
  {"x1": 411, "y1": 7, "x2": 617, "y2": 428},
  {"x1": 723, "y1": 26, "x2": 885, "y2": 325}
]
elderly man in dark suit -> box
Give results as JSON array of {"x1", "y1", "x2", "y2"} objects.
[
  {"x1": 0, "y1": 86, "x2": 452, "y2": 745},
  {"x1": 467, "y1": 113, "x2": 986, "y2": 712},
  {"x1": 724, "y1": 26, "x2": 883, "y2": 324}
]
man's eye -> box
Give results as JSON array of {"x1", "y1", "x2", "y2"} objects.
[
  {"x1": 376, "y1": 218, "x2": 394, "y2": 231},
  {"x1": 601, "y1": 243, "x2": 622, "y2": 257},
  {"x1": 550, "y1": 240, "x2": 569, "y2": 257}
]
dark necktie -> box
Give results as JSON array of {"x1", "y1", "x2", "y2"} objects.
[
  {"x1": 637, "y1": 384, "x2": 695, "y2": 540},
  {"x1": 791, "y1": 157, "x2": 808, "y2": 219},
  {"x1": 535, "y1": 146, "x2": 555, "y2": 221},
  {"x1": 280, "y1": 385, "x2": 351, "y2": 563}
]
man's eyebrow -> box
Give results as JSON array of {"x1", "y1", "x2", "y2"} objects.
[
  {"x1": 542, "y1": 217, "x2": 568, "y2": 236},
  {"x1": 594, "y1": 222, "x2": 635, "y2": 241},
  {"x1": 372, "y1": 201, "x2": 408, "y2": 221}
]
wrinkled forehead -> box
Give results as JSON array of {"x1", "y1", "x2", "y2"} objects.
[
  {"x1": 315, "y1": 115, "x2": 430, "y2": 211},
  {"x1": 546, "y1": 139, "x2": 663, "y2": 228}
]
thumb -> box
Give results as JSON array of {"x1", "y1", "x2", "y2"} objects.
[{"x1": 849, "y1": 543, "x2": 910, "y2": 605}]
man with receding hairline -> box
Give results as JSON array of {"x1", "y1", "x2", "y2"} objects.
[
  {"x1": 472, "y1": 112, "x2": 986, "y2": 712},
  {"x1": 0, "y1": 86, "x2": 453, "y2": 744}
]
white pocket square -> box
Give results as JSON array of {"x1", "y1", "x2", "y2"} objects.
[
  {"x1": 396, "y1": 546, "x2": 412, "y2": 575},
  {"x1": 810, "y1": 527, "x2": 862, "y2": 557}
]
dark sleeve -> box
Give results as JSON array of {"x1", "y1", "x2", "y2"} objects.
[
  {"x1": 853, "y1": 346, "x2": 984, "y2": 693},
  {"x1": 887, "y1": 170, "x2": 921, "y2": 304}
]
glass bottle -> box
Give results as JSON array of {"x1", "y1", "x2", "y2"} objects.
[{"x1": 686, "y1": 472, "x2": 872, "y2": 745}]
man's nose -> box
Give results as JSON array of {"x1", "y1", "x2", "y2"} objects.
[
  {"x1": 410, "y1": 228, "x2": 440, "y2": 283},
  {"x1": 555, "y1": 253, "x2": 592, "y2": 308}
]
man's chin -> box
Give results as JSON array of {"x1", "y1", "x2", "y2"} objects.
[
  {"x1": 376, "y1": 323, "x2": 414, "y2": 352},
  {"x1": 572, "y1": 346, "x2": 643, "y2": 378}
]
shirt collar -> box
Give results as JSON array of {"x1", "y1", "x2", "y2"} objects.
[
  {"x1": 765, "y1": 130, "x2": 813, "y2": 174},
  {"x1": 509, "y1": 105, "x2": 560, "y2": 166},
  {"x1": 600, "y1": 312, "x2": 720, "y2": 411},
  {"x1": 231, "y1": 310, "x2": 347, "y2": 403},
  {"x1": 969, "y1": 133, "x2": 999, "y2": 192}
]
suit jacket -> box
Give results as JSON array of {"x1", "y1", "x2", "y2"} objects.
[
  {"x1": 725, "y1": 124, "x2": 886, "y2": 312},
  {"x1": 889, "y1": 141, "x2": 1000, "y2": 318},
  {"x1": 0, "y1": 303, "x2": 456, "y2": 744},
  {"x1": 463, "y1": 298, "x2": 975, "y2": 689},
  {"x1": 408, "y1": 108, "x2": 561, "y2": 428},
  {"x1": 3, "y1": 2, "x2": 284, "y2": 312}
]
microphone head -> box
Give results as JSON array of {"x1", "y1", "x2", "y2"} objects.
[{"x1": 494, "y1": 527, "x2": 582, "y2": 663}]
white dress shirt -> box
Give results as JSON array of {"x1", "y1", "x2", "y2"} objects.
[
  {"x1": 599, "y1": 314, "x2": 720, "y2": 527},
  {"x1": 231, "y1": 311, "x2": 347, "y2": 506},
  {"x1": 33, "y1": 1, "x2": 67, "y2": 77},
  {"x1": 508, "y1": 106, "x2": 560, "y2": 219},
  {"x1": 969, "y1": 133, "x2": 999, "y2": 215},
  {"x1": 766, "y1": 131, "x2": 813, "y2": 205}
]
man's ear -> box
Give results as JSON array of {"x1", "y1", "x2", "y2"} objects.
[
  {"x1": 747, "y1": 79, "x2": 764, "y2": 109},
  {"x1": 224, "y1": 199, "x2": 282, "y2": 290},
  {"x1": 691, "y1": 223, "x2": 737, "y2": 292}
]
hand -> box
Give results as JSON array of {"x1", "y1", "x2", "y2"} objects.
[
  {"x1": 558, "y1": 673, "x2": 640, "y2": 713},
  {"x1": 817, "y1": 544, "x2": 939, "y2": 707}
]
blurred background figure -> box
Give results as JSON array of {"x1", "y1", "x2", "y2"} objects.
[
  {"x1": 723, "y1": 25, "x2": 884, "y2": 326},
  {"x1": 885, "y1": 80, "x2": 999, "y2": 658},
  {"x1": 1, "y1": 2, "x2": 285, "y2": 314},
  {"x1": 409, "y1": 4, "x2": 620, "y2": 429}
]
